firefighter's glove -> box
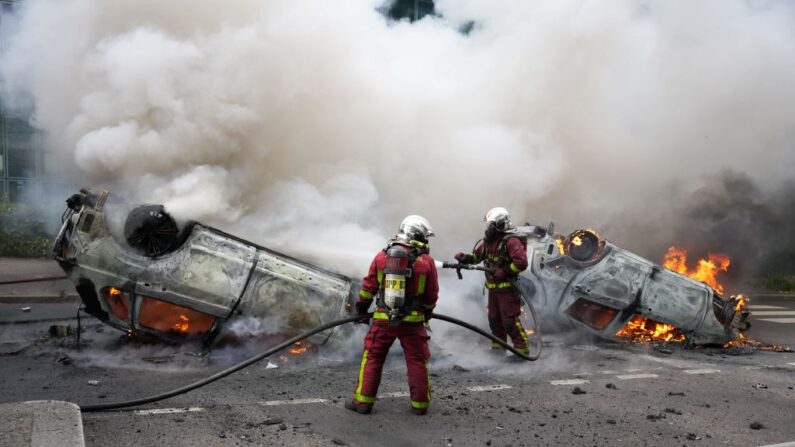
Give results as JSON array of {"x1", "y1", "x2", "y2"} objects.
[
  {"x1": 355, "y1": 302, "x2": 371, "y2": 325},
  {"x1": 454, "y1": 252, "x2": 475, "y2": 264}
]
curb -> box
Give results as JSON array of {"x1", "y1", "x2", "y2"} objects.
[{"x1": 0, "y1": 400, "x2": 85, "y2": 447}]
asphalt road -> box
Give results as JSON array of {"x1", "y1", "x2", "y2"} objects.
[
  {"x1": 1, "y1": 304, "x2": 794, "y2": 447},
  {"x1": 746, "y1": 294, "x2": 795, "y2": 347}
]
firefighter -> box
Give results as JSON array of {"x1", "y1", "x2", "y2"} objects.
[
  {"x1": 346, "y1": 215, "x2": 439, "y2": 415},
  {"x1": 454, "y1": 207, "x2": 530, "y2": 357}
]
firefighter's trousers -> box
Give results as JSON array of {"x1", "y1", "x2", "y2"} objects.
[
  {"x1": 352, "y1": 322, "x2": 431, "y2": 411},
  {"x1": 487, "y1": 289, "x2": 529, "y2": 353}
]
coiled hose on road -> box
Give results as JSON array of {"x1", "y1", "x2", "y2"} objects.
[{"x1": 80, "y1": 312, "x2": 541, "y2": 412}]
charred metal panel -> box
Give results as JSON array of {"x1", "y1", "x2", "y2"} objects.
[
  {"x1": 232, "y1": 250, "x2": 352, "y2": 337},
  {"x1": 136, "y1": 226, "x2": 256, "y2": 317}
]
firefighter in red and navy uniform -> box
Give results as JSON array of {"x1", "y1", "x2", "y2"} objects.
[
  {"x1": 455, "y1": 207, "x2": 530, "y2": 356},
  {"x1": 346, "y1": 215, "x2": 439, "y2": 415}
]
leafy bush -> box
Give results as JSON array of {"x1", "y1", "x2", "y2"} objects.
[
  {"x1": 0, "y1": 202, "x2": 53, "y2": 258},
  {"x1": 754, "y1": 274, "x2": 795, "y2": 293}
]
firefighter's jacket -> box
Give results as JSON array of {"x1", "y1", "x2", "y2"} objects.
[
  {"x1": 357, "y1": 243, "x2": 439, "y2": 323},
  {"x1": 472, "y1": 235, "x2": 528, "y2": 290}
]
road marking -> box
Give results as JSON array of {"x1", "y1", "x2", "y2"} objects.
[
  {"x1": 787, "y1": 362, "x2": 795, "y2": 367},
  {"x1": 758, "y1": 318, "x2": 795, "y2": 324},
  {"x1": 616, "y1": 373, "x2": 658, "y2": 380},
  {"x1": 599, "y1": 370, "x2": 618, "y2": 374},
  {"x1": 260, "y1": 398, "x2": 329, "y2": 406},
  {"x1": 466, "y1": 384, "x2": 512, "y2": 392},
  {"x1": 748, "y1": 305, "x2": 786, "y2": 310},
  {"x1": 750, "y1": 311, "x2": 795, "y2": 316},
  {"x1": 758, "y1": 441, "x2": 795, "y2": 447},
  {"x1": 381, "y1": 391, "x2": 410, "y2": 398},
  {"x1": 134, "y1": 407, "x2": 203, "y2": 416},
  {"x1": 550, "y1": 379, "x2": 589, "y2": 386},
  {"x1": 683, "y1": 369, "x2": 720, "y2": 375}
]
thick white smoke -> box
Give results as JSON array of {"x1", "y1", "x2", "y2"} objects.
[{"x1": 2, "y1": 0, "x2": 795, "y2": 276}]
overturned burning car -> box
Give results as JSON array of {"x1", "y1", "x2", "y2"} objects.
[
  {"x1": 513, "y1": 225, "x2": 750, "y2": 345},
  {"x1": 53, "y1": 189, "x2": 356, "y2": 346}
]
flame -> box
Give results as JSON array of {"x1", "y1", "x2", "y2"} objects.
[
  {"x1": 108, "y1": 287, "x2": 121, "y2": 297},
  {"x1": 555, "y1": 236, "x2": 566, "y2": 255},
  {"x1": 733, "y1": 294, "x2": 748, "y2": 312},
  {"x1": 525, "y1": 329, "x2": 535, "y2": 336},
  {"x1": 288, "y1": 341, "x2": 309, "y2": 355},
  {"x1": 616, "y1": 315, "x2": 685, "y2": 343},
  {"x1": 173, "y1": 314, "x2": 190, "y2": 333},
  {"x1": 572, "y1": 236, "x2": 583, "y2": 246},
  {"x1": 663, "y1": 246, "x2": 730, "y2": 295}
]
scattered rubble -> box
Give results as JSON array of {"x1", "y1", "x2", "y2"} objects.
[
  {"x1": 48, "y1": 325, "x2": 73, "y2": 338},
  {"x1": 88, "y1": 380, "x2": 99, "y2": 386},
  {"x1": 752, "y1": 383, "x2": 768, "y2": 389},
  {"x1": 605, "y1": 383, "x2": 617, "y2": 390},
  {"x1": 21, "y1": 307, "x2": 31, "y2": 312},
  {"x1": 687, "y1": 433, "x2": 702, "y2": 440},
  {"x1": 749, "y1": 422, "x2": 765, "y2": 430},
  {"x1": 663, "y1": 408, "x2": 682, "y2": 415},
  {"x1": 452, "y1": 365, "x2": 470, "y2": 373},
  {"x1": 571, "y1": 387, "x2": 587, "y2": 395}
]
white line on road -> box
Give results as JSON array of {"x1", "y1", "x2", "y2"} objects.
[
  {"x1": 381, "y1": 391, "x2": 410, "y2": 398},
  {"x1": 758, "y1": 441, "x2": 795, "y2": 447},
  {"x1": 550, "y1": 379, "x2": 589, "y2": 386},
  {"x1": 260, "y1": 398, "x2": 329, "y2": 406},
  {"x1": 466, "y1": 384, "x2": 513, "y2": 392},
  {"x1": 758, "y1": 318, "x2": 795, "y2": 324},
  {"x1": 787, "y1": 363, "x2": 795, "y2": 367},
  {"x1": 748, "y1": 305, "x2": 786, "y2": 310},
  {"x1": 133, "y1": 407, "x2": 203, "y2": 416},
  {"x1": 616, "y1": 373, "x2": 659, "y2": 380},
  {"x1": 750, "y1": 311, "x2": 795, "y2": 316},
  {"x1": 683, "y1": 369, "x2": 721, "y2": 375}
]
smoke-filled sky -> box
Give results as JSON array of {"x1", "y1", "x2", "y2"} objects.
[{"x1": 2, "y1": 0, "x2": 794, "y2": 278}]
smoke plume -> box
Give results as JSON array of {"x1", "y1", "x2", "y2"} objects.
[{"x1": 2, "y1": 0, "x2": 795, "y2": 284}]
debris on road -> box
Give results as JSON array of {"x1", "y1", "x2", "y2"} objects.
[
  {"x1": 88, "y1": 380, "x2": 99, "y2": 386},
  {"x1": 21, "y1": 307, "x2": 31, "y2": 312},
  {"x1": 605, "y1": 383, "x2": 617, "y2": 390},
  {"x1": 752, "y1": 383, "x2": 768, "y2": 389},
  {"x1": 48, "y1": 325, "x2": 73, "y2": 338},
  {"x1": 750, "y1": 422, "x2": 765, "y2": 430},
  {"x1": 571, "y1": 387, "x2": 587, "y2": 395}
]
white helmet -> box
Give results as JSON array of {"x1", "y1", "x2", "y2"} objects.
[
  {"x1": 398, "y1": 215, "x2": 435, "y2": 243},
  {"x1": 484, "y1": 207, "x2": 514, "y2": 232}
]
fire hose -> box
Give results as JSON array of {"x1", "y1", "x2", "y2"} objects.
[{"x1": 79, "y1": 310, "x2": 541, "y2": 412}]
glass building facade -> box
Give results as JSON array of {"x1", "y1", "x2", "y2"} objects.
[{"x1": 1, "y1": 0, "x2": 48, "y2": 203}]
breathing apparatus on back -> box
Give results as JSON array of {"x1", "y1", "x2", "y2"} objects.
[{"x1": 378, "y1": 215, "x2": 434, "y2": 326}]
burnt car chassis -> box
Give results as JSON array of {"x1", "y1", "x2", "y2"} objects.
[
  {"x1": 53, "y1": 190, "x2": 749, "y2": 348},
  {"x1": 54, "y1": 189, "x2": 355, "y2": 347}
]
